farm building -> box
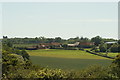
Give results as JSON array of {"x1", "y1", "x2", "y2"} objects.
[
  {"x1": 67, "y1": 42, "x2": 80, "y2": 47},
  {"x1": 105, "y1": 41, "x2": 117, "y2": 44},
  {"x1": 67, "y1": 42, "x2": 94, "y2": 48},
  {"x1": 38, "y1": 42, "x2": 62, "y2": 49},
  {"x1": 79, "y1": 42, "x2": 94, "y2": 46}
]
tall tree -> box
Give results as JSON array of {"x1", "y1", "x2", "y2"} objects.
[{"x1": 91, "y1": 36, "x2": 102, "y2": 46}]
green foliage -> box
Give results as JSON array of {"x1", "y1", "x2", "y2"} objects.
[
  {"x1": 110, "y1": 44, "x2": 119, "y2": 52},
  {"x1": 2, "y1": 36, "x2": 91, "y2": 47},
  {"x1": 21, "y1": 50, "x2": 30, "y2": 60},
  {"x1": 99, "y1": 44, "x2": 107, "y2": 52},
  {"x1": 78, "y1": 65, "x2": 110, "y2": 78},
  {"x1": 102, "y1": 38, "x2": 117, "y2": 43},
  {"x1": 7, "y1": 41, "x2": 13, "y2": 47},
  {"x1": 91, "y1": 36, "x2": 102, "y2": 46},
  {"x1": 118, "y1": 40, "x2": 120, "y2": 44},
  {"x1": 110, "y1": 54, "x2": 120, "y2": 78},
  {"x1": 2, "y1": 43, "x2": 30, "y2": 78},
  {"x1": 95, "y1": 48, "x2": 100, "y2": 52}
]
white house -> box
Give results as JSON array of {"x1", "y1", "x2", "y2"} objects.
[{"x1": 67, "y1": 42, "x2": 80, "y2": 47}]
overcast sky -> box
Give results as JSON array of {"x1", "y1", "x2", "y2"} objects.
[{"x1": 1, "y1": 2, "x2": 118, "y2": 39}]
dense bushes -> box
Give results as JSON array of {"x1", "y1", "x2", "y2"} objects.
[
  {"x1": 96, "y1": 44, "x2": 120, "y2": 53},
  {"x1": 110, "y1": 44, "x2": 120, "y2": 52},
  {"x1": 99, "y1": 44, "x2": 107, "y2": 52},
  {"x1": 110, "y1": 54, "x2": 120, "y2": 78}
]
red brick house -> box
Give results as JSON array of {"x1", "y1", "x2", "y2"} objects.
[{"x1": 38, "y1": 42, "x2": 61, "y2": 49}]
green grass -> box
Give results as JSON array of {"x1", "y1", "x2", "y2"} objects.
[
  {"x1": 27, "y1": 49, "x2": 112, "y2": 70},
  {"x1": 30, "y1": 56, "x2": 111, "y2": 70},
  {"x1": 107, "y1": 53, "x2": 120, "y2": 57},
  {"x1": 96, "y1": 52, "x2": 120, "y2": 57},
  {"x1": 27, "y1": 49, "x2": 111, "y2": 59}
]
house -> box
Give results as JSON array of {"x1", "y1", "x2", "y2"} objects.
[
  {"x1": 38, "y1": 42, "x2": 62, "y2": 49},
  {"x1": 39, "y1": 43, "x2": 50, "y2": 49},
  {"x1": 78, "y1": 42, "x2": 94, "y2": 48},
  {"x1": 67, "y1": 42, "x2": 80, "y2": 47},
  {"x1": 104, "y1": 41, "x2": 117, "y2": 49},
  {"x1": 79, "y1": 42, "x2": 94, "y2": 46},
  {"x1": 67, "y1": 42, "x2": 94, "y2": 48}
]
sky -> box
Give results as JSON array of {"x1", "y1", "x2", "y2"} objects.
[{"x1": 1, "y1": 2, "x2": 118, "y2": 39}]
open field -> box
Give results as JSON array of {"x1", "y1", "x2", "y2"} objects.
[
  {"x1": 27, "y1": 49, "x2": 112, "y2": 59},
  {"x1": 27, "y1": 49, "x2": 113, "y2": 70},
  {"x1": 103, "y1": 53, "x2": 119, "y2": 57},
  {"x1": 95, "y1": 52, "x2": 120, "y2": 57}
]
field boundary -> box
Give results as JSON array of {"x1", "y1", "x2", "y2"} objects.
[{"x1": 85, "y1": 50, "x2": 115, "y2": 59}]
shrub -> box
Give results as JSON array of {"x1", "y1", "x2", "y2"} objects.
[
  {"x1": 110, "y1": 44, "x2": 119, "y2": 52},
  {"x1": 110, "y1": 54, "x2": 120, "y2": 78}
]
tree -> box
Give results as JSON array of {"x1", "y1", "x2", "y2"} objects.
[
  {"x1": 21, "y1": 50, "x2": 30, "y2": 60},
  {"x1": 3, "y1": 36, "x2": 8, "y2": 39},
  {"x1": 55, "y1": 37, "x2": 62, "y2": 43},
  {"x1": 110, "y1": 44, "x2": 119, "y2": 52},
  {"x1": 99, "y1": 44, "x2": 107, "y2": 52},
  {"x1": 91, "y1": 36, "x2": 102, "y2": 46},
  {"x1": 118, "y1": 40, "x2": 120, "y2": 44},
  {"x1": 6, "y1": 41, "x2": 13, "y2": 47}
]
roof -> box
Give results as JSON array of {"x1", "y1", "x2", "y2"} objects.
[
  {"x1": 40, "y1": 42, "x2": 61, "y2": 46},
  {"x1": 105, "y1": 41, "x2": 117, "y2": 44},
  {"x1": 79, "y1": 42, "x2": 94, "y2": 45},
  {"x1": 67, "y1": 42, "x2": 80, "y2": 46},
  {"x1": 67, "y1": 44, "x2": 76, "y2": 46}
]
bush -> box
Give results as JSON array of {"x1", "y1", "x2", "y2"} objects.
[
  {"x1": 99, "y1": 44, "x2": 107, "y2": 52},
  {"x1": 95, "y1": 48, "x2": 100, "y2": 52},
  {"x1": 110, "y1": 54, "x2": 120, "y2": 78},
  {"x1": 110, "y1": 44, "x2": 119, "y2": 52}
]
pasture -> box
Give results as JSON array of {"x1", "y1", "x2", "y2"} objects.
[
  {"x1": 27, "y1": 49, "x2": 113, "y2": 70},
  {"x1": 98, "y1": 52, "x2": 120, "y2": 57}
]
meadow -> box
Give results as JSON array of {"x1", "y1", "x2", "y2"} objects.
[
  {"x1": 98, "y1": 52, "x2": 120, "y2": 57},
  {"x1": 27, "y1": 49, "x2": 114, "y2": 70}
]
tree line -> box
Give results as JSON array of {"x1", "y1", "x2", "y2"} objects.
[
  {"x1": 2, "y1": 36, "x2": 117, "y2": 44},
  {"x1": 2, "y1": 36, "x2": 120, "y2": 53}
]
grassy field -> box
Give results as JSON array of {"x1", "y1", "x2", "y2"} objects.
[
  {"x1": 107, "y1": 53, "x2": 119, "y2": 57},
  {"x1": 95, "y1": 52, "x2": 119, "y2": 57},
  {"x1": 27, "y1": 49, "x2": 113, "y2": 70},
  {"x1": 27, "y1": 49, "x2": 112, "y2": 59}
]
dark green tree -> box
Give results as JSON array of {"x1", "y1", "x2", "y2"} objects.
[
  {"x1": 21, "y1": 50, "x2": 30, "y2": 60},
  {"x1": 91, "y1": 36, "x2": 102, "y2": 46},
  {"x1": 6, "y1": 41, "x2": 13, "y2": 47},
  {"x1": 99, "y1": 44, "x2": 107, "y2": 52},
  {"x1": 55, "y1": 37, "x2": 62, "y2": 43}
]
